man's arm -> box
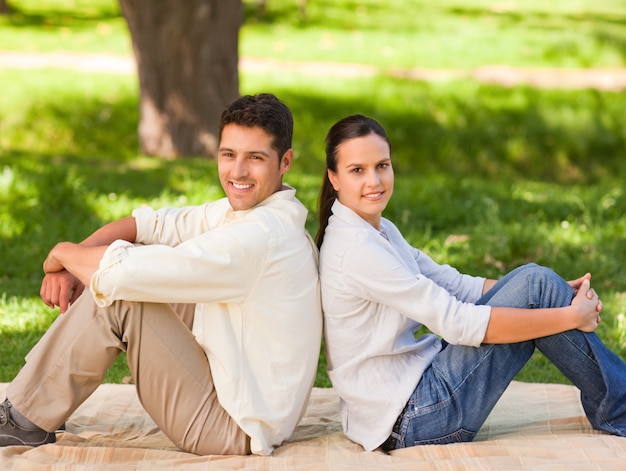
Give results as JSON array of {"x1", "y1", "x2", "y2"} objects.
[
  {"x1": 40, "y1": 217, "x2": 137, "y2": 313},
  {"x1": 43, "y1": 242, "x2": 109, "y2": 286},
  {"x1": 79, "y1": 216, "x2": 137, "y2": 247}
]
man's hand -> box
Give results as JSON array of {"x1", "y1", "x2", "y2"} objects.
[
  {"x1": 41, "y1": 242, "x2": 107, "y2": 295},
  {"x1": 39, "y1": 217, "x2": 137, "y2": 313},
  {"x1": 40, "y1": 270, "x2": 85, "y2": 314},
  {"x1": 42, "y1": 242, "x2": 71, "y2": 274}
]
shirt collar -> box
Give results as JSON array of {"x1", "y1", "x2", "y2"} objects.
[
  {"x1": 330, "y1": 199, "x2": 389, "y2": 240},
  {"x1": 226, "y1": 184, "x2": 297, "y2": 220}
]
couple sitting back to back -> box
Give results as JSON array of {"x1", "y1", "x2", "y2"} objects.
[{"x1": 2, "y1": 94, "x2": 626, "y2": 456}]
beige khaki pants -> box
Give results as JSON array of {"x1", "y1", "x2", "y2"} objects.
[{"x1": 7, "y1": 293, "x2": 250, "y2": 455}]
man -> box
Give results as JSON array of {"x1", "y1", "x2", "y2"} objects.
[{"x1": 0, "y1": 93, "x2": 322, "y2": 456}]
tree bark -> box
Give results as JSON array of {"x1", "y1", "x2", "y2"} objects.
[
  {"x1": 119, "y1": 0, "x2": 242, "y2": 158},
  {"x1": 0, "y1": 0, "x2": 10, "y2": 14}
]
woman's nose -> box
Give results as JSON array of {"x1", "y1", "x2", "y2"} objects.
[{"x1": 366, "y1": 169, "x2": 380, "y2": 186}]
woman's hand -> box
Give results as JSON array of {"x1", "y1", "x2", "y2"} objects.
[
  {"x1": 568, "y1": 272, "x2": 591, "y2": 292},
  {"x1": 570, "y1": 278, "x2": 603, "y2": 332},
  {"x1": 568, "y1": 273, "x2": 603, "y2": 313}
]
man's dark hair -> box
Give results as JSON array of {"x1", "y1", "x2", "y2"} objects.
[{"x1": 219, "y1": 93, "x2": 293, "y2": 159}]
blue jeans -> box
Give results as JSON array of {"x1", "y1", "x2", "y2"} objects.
[{"x1": 392, "y1": 263, "x2": 626, "y2": 448}]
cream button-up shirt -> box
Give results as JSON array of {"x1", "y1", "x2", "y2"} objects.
[
  {"x1": 90, "y1": 186, "x2": 322, "y2": 455},
  {"x1": 320, "y1": 200, "x2": 491, "y2": 451}
]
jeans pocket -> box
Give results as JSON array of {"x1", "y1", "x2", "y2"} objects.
[{"x1": 411, "y1": 428, "x2": 476, "y2": 446}]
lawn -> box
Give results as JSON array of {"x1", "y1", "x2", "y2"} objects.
[{"x1": 0, "y1": 0, "x2": 625, "y2": 387}]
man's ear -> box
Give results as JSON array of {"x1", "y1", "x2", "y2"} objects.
[{"x1": 280, "y1": 149, "x2": 294, "y2": 175}]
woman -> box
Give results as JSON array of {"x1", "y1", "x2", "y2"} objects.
[{"x1": 316, "y1": 114, "x2": 626, "y2": 452}]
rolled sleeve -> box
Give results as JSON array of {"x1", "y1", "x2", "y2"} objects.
[
  {"x1": 132, "y1": 207, "x2": 157, "y2": 245},
  {"x1": 88, "y1": 220, "x2": 267, "y2": 307},
  {"x1": 90, "y1": 239, "x2": 134, "y2": 307}
]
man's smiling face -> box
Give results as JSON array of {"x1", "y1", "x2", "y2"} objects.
[{"x1": 218, "y1": 124, "x2": 293, "y2": 211}]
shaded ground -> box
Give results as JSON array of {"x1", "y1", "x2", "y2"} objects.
[{"x1": 1, "y1": 51, "x2": 626, "y2": 90}]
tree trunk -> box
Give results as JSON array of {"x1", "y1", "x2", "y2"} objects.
[
  {"x1": 0, "y1": 0, "x2": 10, "y2": 14},
  {"x1": 119, "y1": 0, "x2": 242, "y2": 158}
]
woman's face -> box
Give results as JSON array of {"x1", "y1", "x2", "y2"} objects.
[{"x1": 328, "y1": 133, "x2": 393, "y2": 229}]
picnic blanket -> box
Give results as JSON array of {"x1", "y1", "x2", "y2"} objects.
[{"x1": 1, "y1": 381, "x2": 625, "y2": 470}]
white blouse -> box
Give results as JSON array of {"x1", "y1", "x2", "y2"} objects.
[{"x1": 319, "y1": 200, "x2": 491, "y2": 451}]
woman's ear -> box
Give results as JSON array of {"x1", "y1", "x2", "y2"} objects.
[{"x1": 327, "y1": 169, "x2": 339, "y2": 192}]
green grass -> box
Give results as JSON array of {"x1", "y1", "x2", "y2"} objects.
[
  {"x1": 242, "y1": 0, "x2": 626, "y2": 68},
  {"x1": 1, "y1": 0, "x2": 625, "y2": 68},
  {"x1": 0, "y1": 0, "x2": 129, "y2": 53},
  {"x1": 1, "y1": 0, "x2": 626, "y2": 387}
]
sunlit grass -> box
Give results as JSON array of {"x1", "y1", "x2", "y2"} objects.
[
  {"x1": 242, "y1": 0, "x2": 626, "y2": 68},
  {"x1": 0, "y1": 0, "x2": 130, "y2": 53},
  {"x1": 1, "y1": 0, "x2": 625, "y2": 68}
]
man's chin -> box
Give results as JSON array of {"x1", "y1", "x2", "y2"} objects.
[{"x1": 227, "y1": 195, "x2": 255, "y2": 211}]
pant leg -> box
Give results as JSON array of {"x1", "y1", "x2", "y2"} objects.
[
  {"x1": 399, "y1": 263, "x2": 626, "y2": 447},
  {"x1": 123, "y1": 301, "x2": 250, "y2": 455},
  {"x1": 535, "y1": 330, "x2": 626, "y2": 436},
  {"x1": 170, "y1": 303, "x2": 195, "y2": 330},
  {"x1": 398, "y1": 263, "x2": 573, "y2": 446},
  {"x1": 8, "y1": 292, "x2": 123, "y2": 430},
  {"x1": 7, "y1": 293, "x2": 249, "y2": 455},
  {"x1": 397, "y1": 340, "x2": 534, "y2": 447},
  {"x1": 485, "y1": 263, "x2": 626, "y2": 436}
]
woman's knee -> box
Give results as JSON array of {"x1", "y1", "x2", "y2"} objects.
[
  {"x1": 526, "y1": 265, "x2": 573, "y2": 307},
  {"x1": 516, "y1": 263, "x2": 561, "y2": 285}
]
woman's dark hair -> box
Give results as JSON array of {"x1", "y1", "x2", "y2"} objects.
[
  {"x1": 315, "y1": 114, "x2": 390, "y2": 248},
  {"x1": 219, "y1": 93, "x2": 293, "y2": 162}
]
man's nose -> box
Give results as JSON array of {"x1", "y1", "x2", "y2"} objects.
[{"x1": 232, "y1": 158, "x2": 249, "y2": 178}]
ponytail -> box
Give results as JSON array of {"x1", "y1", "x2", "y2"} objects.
[{"x1": 315, "y1": 171, "x2": 336, "y2": 249}]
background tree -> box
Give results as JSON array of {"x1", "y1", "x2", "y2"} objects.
[
  {"x1": 119, "y1": 0, "x2": 242, "y2": 158},
  {"x1": 0, "y1": 0, "x2": 10, "y2": 14}
]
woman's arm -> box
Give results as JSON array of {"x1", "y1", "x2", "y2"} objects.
[
  {"x1": 482, "y1": 279, "x2": 497, "y2": 294},
  {"x1": 482, "y1": 279, "x2": 601, "y2": 343}
]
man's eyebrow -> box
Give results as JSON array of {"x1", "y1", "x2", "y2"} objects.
[
  {"x1": 218, "y1": 147, "x2": 271, "y2": 157},
  {"x1": 246, "y1": 150, "x2": 271, "y2": 157}
]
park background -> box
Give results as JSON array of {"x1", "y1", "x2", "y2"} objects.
[{"x1": 0, "y1": 0, "x2": 625, "y2": 387}]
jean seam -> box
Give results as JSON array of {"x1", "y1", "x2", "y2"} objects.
[
  {"x1": 560, "y1": 332, "x2": 599, "y2": 367},
  {"x1": 431, "y1": 344, "x2": 498, "y2": 397}
]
